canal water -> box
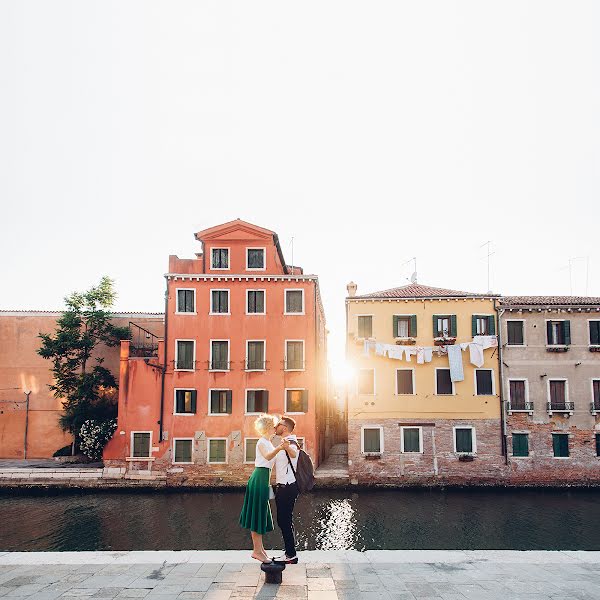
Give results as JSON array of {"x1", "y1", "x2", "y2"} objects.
[{"x1": 1, "y1": 488, "x2": 598, "y2": 551}]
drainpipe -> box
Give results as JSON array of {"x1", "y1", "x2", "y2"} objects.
[
  {"x1": 23, "y1": 390, "x2": 31, "y2": 459},
  {"x1": 494, "y1": 299, "x2": 508, "y2": 464},
  {"x1": 159, "y1": 278, "x2": 169, "y2": 442}
]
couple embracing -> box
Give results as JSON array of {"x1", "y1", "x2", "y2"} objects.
[{"x1": 239, "y1": 414, "x2": 307, "y2": 565}]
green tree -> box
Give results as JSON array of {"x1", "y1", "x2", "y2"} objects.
[{"x1": 38, "y1": 277, "x2": 130, "y2": 450}]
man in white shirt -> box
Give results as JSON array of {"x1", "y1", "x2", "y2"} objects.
[{"x1": 273, "y1": 416, "x2": 300, "y2": 563}]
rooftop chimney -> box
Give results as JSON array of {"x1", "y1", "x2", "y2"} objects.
[{"x1": 346, "y1": 281, "x2": 357, "y2": 297}]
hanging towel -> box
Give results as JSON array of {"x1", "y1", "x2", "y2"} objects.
[
  {"x1": 423, "y1": 347, "x2": 434, "y2": 363},
  {"x1": 447, "y1": 344, "x2": 464, "y2": 382},
  {"x1": 474, "y1": 335, "x2": 497, "y2": 350},
  {"x1": 459, "y1": 342, "x2": 470, "y2": 351},
  {"x1": 375, "y1": 343, "x2": 387, "y2": 357},
  {"x1": 469, "y1": 342, "x2": 485, "y2": 368},
  {"x1": 387, "y1": 346, "x2": 405, "y2": 360},
  {"x1": 416, "y1": 347, "x2": 425, "y2": 364}
]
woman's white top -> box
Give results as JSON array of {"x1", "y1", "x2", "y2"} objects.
[{"x1": 255, "y1": 437, "x2": 276, "y2": 468}]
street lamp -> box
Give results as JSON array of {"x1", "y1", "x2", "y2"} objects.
[{"x1": 23, "y1": 390, "x2": 31, "y2": 459}]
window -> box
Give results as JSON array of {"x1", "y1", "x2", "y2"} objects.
[
  {"x1": 285, "y1": 340, "x2": 304, "y2": 370},
  {"x1": 472, "y1": 315, "x2": 495, "y2": 336},
  {"x1": 286, "y1": 389, "x2": 308, "y2": 413},
  {"x1": 247, "y1": 248, "x2": 265, "y2": 270},
  {"x1": 132, "y1": 432, "x2": 151, "y2": 457},
  {"x1": 173, "y1": 439, "x2": 193, "y2": 463},
  {"x1": 546, "y1": 320, "x2": 570, "y2": 346},
  {"x1": 475, "y1": 370, "x2": 494, "y2": 395},
  {"x1": 507, "y1": 321, "x2": 525, "y2": 345},
  {"x1": 208, "y1": 439, "x2": 227, "y2": 463},
  {"x1": 245, "y1": 438, "x2": 259, "y2": 463},
  {"x1": 210, "y1": 290, "x2": 229, "y2": 314},
  {"x1": 552, "y1": 433, "x2": 569, "y2": 458},
  {"x1": 285, "y1": 290, "x2": 304, "y2": 314},
  {"x1": 246, "y1": 341, "x2": 266, "y2": 370},
  {"x1": 593, "y1": 380, "x2": 600, "y2": 411},
  {"x1": 357, "y1": 315, "x2": 373, "y2": 339},
  {"x1": 210, "y1": 340, "x2": 229, "y2": 371},
  {"x1": 596, "y1": 434, "x2": 600, "y2": 458},
  {"x1": 433, "y1": 315, "x2": 457, "y2": 337},
  {"x1": 509, "y1": 380, "x2": 528, "y2": 410},
  {"x1": 209, "y1": 389, "x2": 232, "y2": 415},
  {"x1": 211, "y1": 248, "x2": 229, "y2": 269},
  {"x1": 435, "y1": 369, "x2": 453, "y2": 395},
  {"x1": 361, "y1": 427, "x2": 382, "y2": 453},
  {"x1": 454, "y1": 427, "x2": 475, "y2": 453},
  {"x1": 176, "y1": 340, "x2": 195, "y2": 370},
  {"x1": 401, "y1": 427, "x2": 422, "y2": 453},
  {"x1": 246, "y1": 389, "x2": 268, "y2": 414},
  {"x1": 174, "y1": 389, "x2": 197, "y2": 414},
  {"x1": 358, "y1": 369, "x2": 375, "y2": 395},
  {"x1": 176, "y1": 289, "x2": 195, "y2": 313},
  {"x1": 247, "y1": 290, "x2": 265, "y2": 314},
  {"x1": 512, "y1": 433, "x2": 529, "y2": 457},
  {"x1": 590, "y1": 321, "x2": 600, "y2": 346},
  {"x1": 396, "y1": 369, "x2": 414, "y2": 395},
  {"x1": 549, "y1": 380, "x2": 567, "y2": 408},
  {"x1": 393, "y1": 315, "x2": 416, "y2": 338}
]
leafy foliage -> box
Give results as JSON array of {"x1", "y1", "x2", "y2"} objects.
[
  {"x1": 79, "y1": 419, "x2": 118, "y2": 460},
  {"x1": 38, "y1": 277, "x2": 130, "y2": 442}
]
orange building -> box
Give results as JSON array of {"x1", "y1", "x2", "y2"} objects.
[
  {"x1": 104, "y1": 219, "x2": 329, "y2": 484},
  {"x1": 0, "y1": 311, "x2": 164, "y2": 459}
]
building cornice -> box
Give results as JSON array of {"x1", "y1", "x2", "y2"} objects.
[
  {"x1": 504, "y1": 306, "x2": 600, "y2": 312},
  {"x1": 346, "y1": 296, "x2": 499, "y2": 303},
  {"x1": 0, "y1": 311, "x2": 164, "y2": 318},
  {"x1": 165, "y1": 273, "x2": 318, "y2": 282}
]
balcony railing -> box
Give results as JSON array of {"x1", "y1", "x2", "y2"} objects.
[
  {"x1": 129, "y1": 322, "x2": 161, "y2": 358},
  {"x1": 284, "y1": 360, "x2": 305, "y2": 371},
  {"x1": 547, "y1": 402, "x2": 574, "y2": 415},
  {"x1": 209, "y1": 360, "x2": 231, "y2": 371},
  {"x1": 591, "y1": 401, "x2": 600, "y2": 415},
  {"x1": 507, "y1": 401, "x2": 534, "y2": 414},
  {"x1": 245, "y1": 360, "x2": 266, "y2": 371}
]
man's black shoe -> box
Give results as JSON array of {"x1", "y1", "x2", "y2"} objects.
[{"x1": 272, "y1": 555, "x2": 299, "y2": 565}]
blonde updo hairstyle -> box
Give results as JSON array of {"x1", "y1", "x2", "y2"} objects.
[{"x1": 254, "y1": 414, "x2": 277, "y2": 436}]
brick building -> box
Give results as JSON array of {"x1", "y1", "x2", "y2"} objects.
[
  {"x1": 103, "y1": 219, "x2": 331, "y2": 485},
  {"x1": 345, "y1": 283, "x2": 504, "y2": 486},
  {"x1": 499, "y1": 296, "x2": 600, "y2": 484}
]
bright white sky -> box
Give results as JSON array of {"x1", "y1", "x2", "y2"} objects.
[{"x1": 1, "y1": 1, "x2": 599, "y2": 377}]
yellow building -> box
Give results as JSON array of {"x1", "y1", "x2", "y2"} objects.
[{"x1": 345, "y1": 282, "x2": 504, "y2": 485}]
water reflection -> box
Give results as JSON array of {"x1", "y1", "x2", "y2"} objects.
[{"x1": 1, "y1": 488, "x2": 599, "y2": 551}]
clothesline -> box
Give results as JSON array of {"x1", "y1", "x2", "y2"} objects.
[{"x1": 363, "y1": 335, "x2": 498, "y2": 382}]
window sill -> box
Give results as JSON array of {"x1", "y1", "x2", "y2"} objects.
[
  {"x1": 284, "y1": 312, "x2": 305, "y2": 316},
  {"x1": 589, "y1": 346, "x2": 600, "y2": 353},
  {"x1": 511, "y1": 455, "x2": 531, "y2": 459},
  {"x1": 175, "y1": 369, "x2": 195, "y2": 373},
  {"x1": 401, "y1": 451, "x2": 423, "y2": 454},
  {"x1": 362, "y1": 452, "x2": 382, "y2": 459},
  {"x1": 172, "y1": 461, "x2": 193, "y2": 465},
  {"x1": 126, "y1": 457, "x2": 155, "y2": 462},
  {"x1": 175, "y1": 312, "x2": 197, "y2": 316},
  {"x1": 506, "y1": 344, "x2": 526, "y2": 347},
  {"x1": 207, "y1": 461, "x2": 228, "y2": 465},
  {"x1": 209, "y1": 370, "x2": 230, "y2": 373},
  {"x1": 396, "y1": 393, "x2": 416, "y2": 396},
  {"x1": 208, "y1": 413, "x2": 231, "y2": 417},
  {"x1": 173, "y1": 413, "x2": 196, "y2": 417},
  {"x1": 209, "y1": 313, "x2": 231, "y2": 316},
  {"x1": 286, "y1": 412, "x2": 306, "y2": 415},
  {"x1": 284, "y1": 369, "x2": 305, "y2": 373},
  {"x1": 395, "y1": 338, "x2": 416, "y2": 345},
  {"x1": 546, "y1": 346, "x2": 569, "y2": 353},
  {"x1": 552, "y1": 457, "x2": 571, "y2": 460},
  {"x1": 210, "y1": 268, "x2": 230, "y2": 271},
  {"x1": 246, "y1": 312, "x2": 267, "y2": 316}
]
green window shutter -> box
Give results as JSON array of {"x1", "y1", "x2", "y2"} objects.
[
  {"x1": 410, "y1": 315, "x2": 417, "y2": 337},
  {"x1": 552, "y1": 433, "x2": 569, "y2": 458},
  {"x1": 546, "y1": 321, "x2": 553, "y2": 344},
  {"x1": 403, "y1": 428, "x2": 420, "y2": 452},
  {"x1": 301, "y1": 390, "x2": 308, "y2": 413},
  {"x1": 226, "y1": 390, "x2": 232, "y2": 414},
  {"x1": 596, "y1": 434, "x2": 600, "y2": 458},
  {"x1": 455, "y1": 429, "x2": 472, "y2": 453},
  {"x1": 363, "y1": 429, "x2": 381, "y2": 453},
  {"x1": 246, "y1": 439, "x2": 258, "y2": 462},
  {"x1": 450, "y1": 315, "x2": 457, "y2": 337},
  {"x1": 472, "y1": 316, "x2": 478, "y2": 337},
  {"x1": 488, "y1": 315, "x2": 496, "y2": 335},
  {"x1": 563, "y1": 321, "x2": 571, "y2": 345},
  {"x1": 512, "y1": 433, "x2": 529, "y2": 457},
  {"x1": 432, "y1": 315, "x2": 439, "y2": 337},
  {"x1": 393, "y1": 316, "x2": 399, "y2": 337},
  {"x1": 264, "y1": 390, "x2": 269, "y2": 413},
  {"x1": 190, "y1": 390, "x2": 197, "y2": 414}
]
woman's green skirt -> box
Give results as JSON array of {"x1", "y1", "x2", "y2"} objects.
[{"x1": 239, "y1": 467, "x2": 273, "y2": 535}]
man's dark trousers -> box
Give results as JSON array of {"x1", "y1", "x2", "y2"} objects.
[{"x1": 275, "y1": 482, "x2": 299, "y2": 558}]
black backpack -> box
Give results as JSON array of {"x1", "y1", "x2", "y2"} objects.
[{"x1": 286, "y1": 441, "x2": 315, "y2": 493}]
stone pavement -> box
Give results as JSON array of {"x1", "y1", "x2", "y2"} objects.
[{"x1": 0, "y1": 551, "x2": 599, "y2": 600}]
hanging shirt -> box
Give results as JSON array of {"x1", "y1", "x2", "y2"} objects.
[{"x1": 275, "y1": 435, "x2": 299, "y2": 485}]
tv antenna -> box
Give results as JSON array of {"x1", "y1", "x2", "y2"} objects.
[
  {"x1": 290, "y1": 237, "x2": 294, "y2": 275},
  {"x1": 567, "y1": 256, "x2": 589, "y2": 295},
  {"x1": 401, "y1": 257, "x2": 417, "y2": 283},
  {"x1": 480, "y1": 241, "x2": 494, "y2": 292}
]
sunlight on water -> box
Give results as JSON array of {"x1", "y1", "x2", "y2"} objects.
[{"x1": 314, "y1": 499, "x2": 357, "y2": 550}]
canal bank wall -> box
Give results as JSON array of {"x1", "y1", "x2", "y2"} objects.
[{"x1": 3, "y1": 466, "x2": 600, "y2": 489}]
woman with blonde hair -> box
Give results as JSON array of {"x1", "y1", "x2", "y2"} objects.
[{"x1": 239, "y1": 414, "x2": 292, "y2": 563}]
